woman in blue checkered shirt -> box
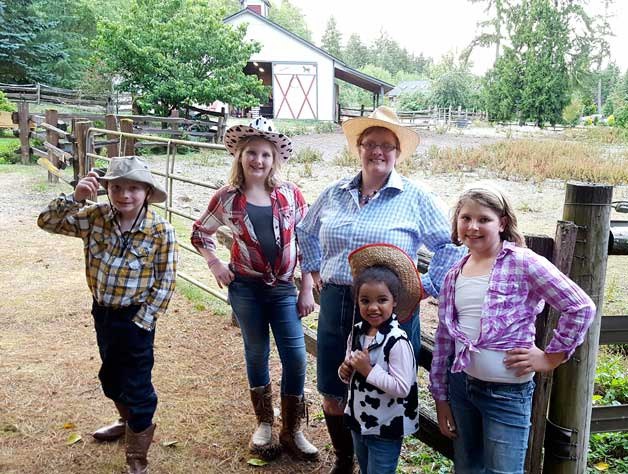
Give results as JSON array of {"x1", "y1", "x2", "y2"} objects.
[{"x1": 296, "y1": 106, "x2": 465, "y2": 473}]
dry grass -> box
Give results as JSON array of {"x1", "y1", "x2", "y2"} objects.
[{"x1": 422, "y1": 139, "x2": 628, "y2": 184}]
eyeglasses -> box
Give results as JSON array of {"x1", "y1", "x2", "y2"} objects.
[{"x1": 359, "y1": 142, "x2": 398, "y2": 153}]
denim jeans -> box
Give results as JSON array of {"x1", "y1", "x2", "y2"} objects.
[
  {"x1": 92, "y1": 301, "x2": 157, "y2": 433},
  {"x1": 316, "y1": 283, "x2": 421, "y2": 401},
  {"x1": 448, "y1": 370, "x2": 534, "y2": 474},
  {"x1": 351, "y1": 431, "x2": 402, "y2": 474},
  {"x1": 228, "y1": 276, "x2": 306, "y2": 396}
]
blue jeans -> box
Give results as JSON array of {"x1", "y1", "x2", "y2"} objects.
[
  {"x1": 316, "y1": 283, "x2": 420, "y2": 401},
  {"x1": 228, "y1": 276, "x2": 306, "y2": 396},
  {"x1": 92, "y1": 301, "x2": 157, "y2": 433},
  {"x1": 448, "y1": 371, "x2": 534, "y2": 474},
  {"x1": 352, "y1": 431, "x2": 402, "y2": 474}
]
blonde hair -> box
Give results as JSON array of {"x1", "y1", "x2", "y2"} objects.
[
  {"x1": 451, "y1": 187, "x2": 526, "y2": 247},
  {"x1": 228, "y1": 136, "x2": 282, "y2": 190}
]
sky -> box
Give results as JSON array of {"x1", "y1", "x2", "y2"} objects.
[{"x1": 286, "y1": 0, "x2": 628, "y2": 75}]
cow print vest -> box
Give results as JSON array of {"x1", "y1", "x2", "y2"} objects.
[{"x1": 344, "y1": 316, "x2": 419, "y2": 439}]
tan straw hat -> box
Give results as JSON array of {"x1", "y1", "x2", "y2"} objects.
[
  {"x1": 348, "y1": 243, "x2": 422, "y2": 323},
  {"x1": 342, "y1": 106, "x2": 420, "y2": 162},
  {"x1": 98, "y1": 156, "x2": 167, "y2": 204}
]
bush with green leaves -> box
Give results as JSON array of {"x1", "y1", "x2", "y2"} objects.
[
  {"x1": 614, "y1": 105, "x2": 628, "y2": 128},
  {"x1": 0, "y1": 91, "x2": 15, "y2": 112},
  {"x1": 562, "y1": 98, "x2": 582, "y2": 126}
]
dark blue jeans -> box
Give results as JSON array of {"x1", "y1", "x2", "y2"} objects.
[
  {"x1": 92, "y1": 301, "x2": 157, "y2": 433},
  {"x1": 316, "y1": 283, "x2": 420, "y2": 402},
  {"x1": 352, "y1": 431, "x2": 403, "y2": 474},
  {"x1": 228, "y1": 277, "x2": 306, "y2": 395},
  {"x1": 448, "y1": 370, "x2": 534, "y2": 474}
]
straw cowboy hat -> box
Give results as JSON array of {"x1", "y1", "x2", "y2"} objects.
[
  {"x1": 342, "y1": 106, "x2": 420, "y2": 162},
  {"x1": 224, "y1": 117, "x2": 293, "y2": 161},
  {"x1": 348, "y1": 243, "x2": 423, "y2": 323},
  {"x1": 98, "y1": 156, "x2": 167, "y2": 204}
]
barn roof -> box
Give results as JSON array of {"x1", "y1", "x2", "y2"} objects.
[
  {"x1": 387, "y1": 80, "x2": 431, "y2": 97},
  {"x1": 224, "y1": 9, "x2": 394, "y2": 94}
]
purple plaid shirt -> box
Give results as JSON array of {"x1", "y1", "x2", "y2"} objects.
[{"x1": 429, "y1": 241, "x2": 596, "y2": 401}]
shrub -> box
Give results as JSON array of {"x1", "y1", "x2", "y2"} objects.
[
  {"x1": 0, "y1": 91, "x2": 15, "y2": 112},
  {"x1": 607, "y1": 115, "x2": 616, "y2": 127},
  {"x1": 562, "y1": 98, "x2": 582, "y2": 126},
  {"x1": 615, "y1": 105, "x2": 628, "y2": 128},
  {"x1": 293, "y1": 146, "x2": 322, "y2": 163}
]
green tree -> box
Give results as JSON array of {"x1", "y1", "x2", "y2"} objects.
[
  {"x1": 344, "y1": 33, "x2": 369, "y2": 69},
  {"x1": 32, "y1": 0, "x2": 99, "y2": 88},
  {"x1": 268, "y1": 0, "x2": 312, "y2": 41},
  {"x1": 396, "y1": 91, "x2": 430, "y2": 111},
  {"x1": 95, "y1": 0, "x2": 267, "y2": 116},
  {"x1": 321, "y1": 16, "x2": 343, "y2": 59},
  {"x1": 0, "y1": 0, "x2": 65, "y2": 84},
  {"x1": 428, "y1": 53, "x2": 481, "y2": 109},
  {"x1": 0, "y1": 91, "x2": 15, "y2": 111}
]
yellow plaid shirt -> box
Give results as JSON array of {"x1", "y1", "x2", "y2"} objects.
[{"x1": 37, "y1": 194, "x2": 178, "y2": 330}]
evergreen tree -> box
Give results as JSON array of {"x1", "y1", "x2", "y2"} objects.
[
  {"x1": 344, "y1": 33, "x2": 369, "y2": 69},
  {"x1": 0, "y1": 0, "x2": 65, "y2": 84},
  {"x1": 268, "y1": 0, "x2": 312, "y2": 41},
  {"x1": 321, "y1": 16, "x2": 343, "y2": 59}
]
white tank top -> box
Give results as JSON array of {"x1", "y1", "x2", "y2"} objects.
[{"x1": 454, "y1": 273, "x2": 534, "y2": 383}]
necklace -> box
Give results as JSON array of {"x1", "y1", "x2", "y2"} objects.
[{"x1": 358, "y1": 187, "x2": 379, "y2": 206}]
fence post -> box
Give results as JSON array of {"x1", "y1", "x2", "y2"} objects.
[
  {"x1": 543, "y1": 182, "x2": 612, "y2": 474},
  {"x1": 105, "y1": 114, "x2": 119, "y2": 158},
  {"x1": 120, "y1": 119, "x2": 135, "y2": 155},
  {"x1": 45, "y1": 109, "x2": 59, "y2": 183},
  {"x1": 75, "y1": 121, "x2": 91, "y2": 177},
  {"x1": 360, "y1": 104, "x2": 365, "y2": 117},
  {"x1": 525, "y1": 223, "x2": 578, "y2": 474},
  {"x1": 18, "y1": 102, "x2": 30, "y2": 165}
]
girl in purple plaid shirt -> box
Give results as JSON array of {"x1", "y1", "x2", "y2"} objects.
[{"x1": 429, "y1": 186, "x2": 595, "y2": 474}]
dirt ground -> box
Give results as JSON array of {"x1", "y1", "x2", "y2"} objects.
[{"x1": 1, "y1": 128, "x2": 627, "y2": 473}]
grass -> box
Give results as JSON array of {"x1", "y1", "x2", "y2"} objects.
[
  {"x1": 332, "y1": 146, "x2": 359, "y2": 168},
  {"x1": 421, "y1": 139, "x2": 628, "y2": 184},
  {"x1": 0, "y1": 137, "x2": 19, "y2": 164},
  {"x1": 564, "y1": 127, "x2": 628, "y2": 145}
]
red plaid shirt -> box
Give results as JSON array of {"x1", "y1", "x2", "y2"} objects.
[{"x1": 191, "y1": 182, "x2": 308, "y2": 285}]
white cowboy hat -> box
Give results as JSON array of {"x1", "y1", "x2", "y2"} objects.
[
  {"x1": 348, "y1": 243, "x2": 422, "y2": 323},
  {"x1": 223, "y1": 117, "x2": 293, "y2": 161},
  {"x1": 98, "y1": 156, "x2": 167, "y2": 204},
  {"x1": 342, "y1": 106, "x2": 420, "y2": 162}
]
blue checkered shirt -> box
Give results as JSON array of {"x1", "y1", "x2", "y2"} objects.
[{"x1": 296, "y1": 170, "x2": 466, "y2": 297}]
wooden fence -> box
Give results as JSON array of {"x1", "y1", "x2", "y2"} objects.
[
  {"x1": 0, "y1": 82, "x2": 113, "y2": 109},
  {"x1": 338, "y1": 105, "x2": 488, "y2": 128},
  {"x1": 38, "y1": 124, "x2": 628, "y2": 473},
  {"x1": 11, "y1": 104, "x2": 228, "y2": 167}
]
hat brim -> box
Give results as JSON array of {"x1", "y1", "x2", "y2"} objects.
[
  {"x1": 98, "y1": 174, "x2": 167, "y2": 204},
  {"x1": 342, "y1": 117, "x2": 419, "y2": 162},
  {"x1": 223, "y1": 125, "x2": 293, "y2": 161},
  {"x1": 348, "y1": 243, "x2": 422, "y2": 323}
]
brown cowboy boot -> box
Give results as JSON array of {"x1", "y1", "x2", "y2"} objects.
[
  {"x1": 324, "y1": 412, "x2": 354, "y2": 474},
  {"x1": 92, "y1": 402, "x2": 129, "y2": 441},
  {"x1": 249, "y1": 383, "x2": 280, "y2": 459},
  {"x1": 125, "y1": 423, "x2": 155, "y2": 474},
  {"x1": 279, "y1": 394, "x2": 319, "y2": 461}
]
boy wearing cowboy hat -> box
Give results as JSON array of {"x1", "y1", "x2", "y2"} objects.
[{"x1": 38, "y1": 155, "x2": 178, "y2": 474}]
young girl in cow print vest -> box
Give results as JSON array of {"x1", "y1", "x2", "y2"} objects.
[{"x1": 338, "y1": 244, "x2": 421, "y2": 474}]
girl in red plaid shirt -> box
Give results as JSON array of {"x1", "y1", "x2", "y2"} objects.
[{"x1": 191, "y1": 118, "x2": 318, "y2": 462}]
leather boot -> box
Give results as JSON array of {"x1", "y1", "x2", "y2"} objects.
[
  {"x1": 92, "y1": 402, "x2": 130, "y2": 441},
  {"x1": 324, "y1": 413, "x2": 354, "y2": 474},
  {"x1": 279, "y1": 394, "x2": 319, "y2": 461},
  {"x1": 249, "y1": 383, "x2": 280, "y2": 459},
  {"x1": 125, "y1": 423, "x2": 155, "y2": 474}
]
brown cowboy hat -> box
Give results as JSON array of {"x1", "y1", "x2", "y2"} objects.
[{"x1": 348, "y1": 243, "x2": 422, "y2": 323}]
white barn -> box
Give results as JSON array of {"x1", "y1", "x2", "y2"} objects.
[{"x1": 224, "y1": 1, "x2": 393, "y2": 122}]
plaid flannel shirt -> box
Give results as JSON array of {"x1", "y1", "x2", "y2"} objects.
[
  {"x1": 296, "y1": 170, "x2": 466, "y2": 296},
  {"x1": 429, "y1": 241, "x2": 596, "y2": 401},
  {"x1": 37, "y1": 194, "x2": 178, "y2": 331},
  {"x1": 191, "y1": 182, "x2": 308, "y2": 285}
]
